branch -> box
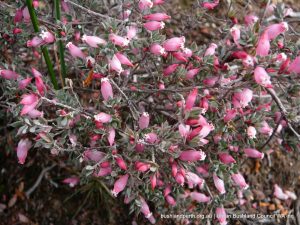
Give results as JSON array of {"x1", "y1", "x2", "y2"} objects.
[
  {"x1": 265, "y1": 88, "x2": 300, "y2": 141},
  {"x1": 65, "y1": 0, "x2": 123, "y2": 23}
]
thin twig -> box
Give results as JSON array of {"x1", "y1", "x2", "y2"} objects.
[{"x1": 25, "y1": 164, "x2": 56, "y2": 198}]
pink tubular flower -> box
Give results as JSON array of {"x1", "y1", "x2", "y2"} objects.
[
  {"x1": 101, "y1": 78, "x2": 113, "y2": 100},
  {"x1": 259, "y1": 121, "x2": 273, "y2": 136},
  {"x1": 111, "y1": 174, "x2": 129, "y2": 197},
  {"x1": 150, "y1": 174, "x2": 157, "y2": 190},
  {"x1": 190, "y1": 192, "x2": 211, "y2": 203},
  {"x1": 265, "y1": 22, "x2": 288, "y2": 41},
  {"x1": 163, "y1": 37, "x2": 185, "y2": 52},
  {"x1": 135, "y1": 161, "x2": 151, "y2": 172},
  {"x1": 186, "y1": 68, "x2": 200, "y2": 80},
  {"x1": 82, "y1": 34, "x2": 107, "y2": 48},
  {"x1": 138, "y1": 0, "x2": 153, "y2": 11},
  {"x1": 213, "y1": 174, "x2": 226, "y2": 194},
  {"x1": 22, "y1": 7, "x2": 30, "y2": 23},
  {"x1": 18, "y1": 77, "x2": 32, "y2": 90},
  {"x1": 216, "y1": 207, "x2": 227, "y2": 225},
  {"x1": 179, "y1": 150, "x2": 206, "y2": 162},
  {"x1": 223, "y1": 109, "x2": 237, "y2": 122},
  {"x1": 244, "y1": 14, "x2": 258, "y2": 26},
  {"x1": 232, "y1": 88, "x2": 253, "y2": 108},
  {"x1": 247, "y1": 126, "x2": 256, "y2": 139},
  {"x1": 109, "y1": 33, "x2": 129, "y2": 47},
  {"x1": 94, "y1": 112, "x2": 112, "y2": 123},
  {"x1": 231, "y1": 173, "x2": 249, "y2": 190},
  {"x1": 0, "y1": 69, "x2": 20, "y2": 80},
  {"x1": 288, "y1": 55, "x2": 300, "y2": 74},
  {"x1": 17, "y1": 139, "x2": 32, "y2": 164},
  {"x1": 244, "y1": 148, "x2": 264, "y2": 159},
  {"x1": 126, "y1": 26, "x2": 137, "y2": 40},
  {"x1": 109, "y1": 55, "x2": 123, "y2": 74},
  {"x1": 185, "y1": 88, "x2": 198, "y2": 111},
  {"x1": 203, "y1": 76, "x2": 218, "y2": 86},
  {"x1": 256, "y1": 32, "x2": 270, "y2": 57},
  {"x1": 204, "y1": 43, "x2": 217, "y2": 56},
  {"x1": 66, "y1": 42, "x2": 86, "y2": 59},
  {"x1": 115, "y1": 52, "x2": 134, "y2": 67},
  {"x1": 97, "y1": 166, "x2": 112, "y2": 177},
  {"x1": 165, "y1": 195, "x2": 176, "y2": 206},
  {"x1": 83, "y1": 150, "x2": 105, "y2": 162},
  {"x1": 115, "y1": 157, "x2": 127, "y2": 170},
  {"x1": 140, "y1": 197, "x2": 156, "y2": 224},
  {"x1": 219, "y1": 153, "x2": 236, "y2": 164},
  {"x1": 32, "y1": 68, "x2": 46, "y2": 96},
  {"x1": 186, "y1": 172, "x2": 204, "y2": 189},
  {"x1": 163, "y1": 64, "x2": 179, "y2": 76},
  {"x1": 230, "y1": 26, "x2": 241, "y2": 47},
  {"x1": 139, "y1": 112, "x2": 150, "y2": 129},
  {"x1": 14, "y1": 8, "x2": 23, "y2": 24},
  {"x1": 144, "y1": 132, "x2": 158, "y2": 144},
  {"x1": 20, "y1": 93, "x2": 39, "y2": 116},
  {"x1": 108, "y1": 127, "x2": 115, "y2": 146},
  {"x1": 40, "y1": 30, "x2": 55, "y2": 43},
  {"x1": 27, "y1": 36, "x2": 44, "y2": 47},
  {"x1": 153, "y1": 0, "x2": 164, "y2": 5},
  {"x1": 274, "y1": 184, "x2": 289, "y2": 200},
  {"x1": 150, "y1": 43, "x2": 166, "y2": 56},
  {"x1": 143, "y1": 13, "x2": 170, "y2": 21},
  {"x1": 62, "y1": 177, "x2": 80, "y2": 187},
  {"x1": 201, "y1": 0, "x2": 219, "y2": 10},
  {"x1": 144, "y1": 21, "x2": 165, "y2": 31},
  {"x1": 254, "y1": 66, "x2": 272, "y2": 88},
  {"x1": 27, "y1": 109, "x2": 43, "y2": 118}
]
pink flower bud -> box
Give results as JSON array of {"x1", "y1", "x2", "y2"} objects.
[
  {"x1": 22, "y1": 7, "x2": 30, "y2": 23},
  {"x1": 247, "y1": 126, "x2": 256, "y2": 139},
  {"x1": 97, "y1": 166, "x2": 112, "y2": 177},
  {"x1": 82, "y1": 34, "x2": 107, "y2": 48},
  {"x1": 17, "y1": 139, "x2": 32, "y2": 164},
  {"x1": 14, "y1": 8, "x2": 23, "y2": 24},
  {"x1": 13, "y1": 28, "x2": 22, "y2": 34},
  {"x1": 108, "y1": 127, "x2": 115, "y2": 146},
  {"x1": 150, "y1": 174, "x2": 157, "y2": 190},
  {"x1": 143, "y1": 13, "x2": 171, "y2": 21},
  {"x1": 101, "y1": 78, "x2": 114, "y2": 100},
  {"x1": 254, "y1": 66, "x2": 272, "y2": 87},
  {"x1": 288, "y1": 55, "x2": 300, "y2": 74},
  {"x1": 201, "y1": 0, "x2": 219, "y2": 10},
  {"x1": 230, "y1": 26, "x2": 241, "y2": 47},
  {"x1": 274, "y1": 184, "x2": 289, "y2": 200},
  {"x1": 231, "y1": 173, "x2": 249, "y2": 190},
  {"x1": 61, "y1": 0, "x2": 70, "y2": 12},
  {"x1": 179, "y1": 150, "x2": 206, "y2": 162},
  {"x1": 135, "y1": 140, "x2": 145, "y2": 152},
  {"x1": 216, "y1": 207, "x2": 227, "y2": 225},
  {"x1": 40, "y1": 30, "x2": 55, "y2": 43},
  {"x1": 62, "y1": 177, "x2": 80, "y2": 187},
  {"x1": 218, "y1": 153, "x2": 236, "y2": 164},
  {"x1": 190, "y1": 192, "x2": 210, "y2": 203},
  {"x1": 109, "y1": 33, "x2": 129, "y2": 47},
  {"x1": 150, "y1": 43, "x2": 166, "y2": 56},
  {"x1": 115, "y1": 157, "x2": 127, "y2": 170},
  {"x1": 186, "y1": 172, "x2": 204, "y2": 189},
  {"x1": 213, "y1": 174, "x2": 226, "y2": 194},
  {"x1": 138, "y1": 0, "x2": 153, "y2": 11},
  {"x1": 165, "y1": 195, "x2": 176, "y2": 206},
  {"x1": 163, "y1": 64, "x2": 179, "y2": 76},
  {"x1": 153, "y1": 0, "x2": 164, "y2": 5},
  {"x1": 259, "y1": 121, "x2": 273, "y2": 136},
  {"x1": 32, "y1": 68, "x2": 46, "y2": 96},
  {"x1": 115, "y1": 52, "x2": 134, "y2": 67},
  {"x1": 232, "y1": 88, "x2": 253, "y2": 108},
  {"x1": 135, "y1": 161, "x2": 151, "y2": 172},
  {"x1": 66, "y1": 42, "x2": 86, "y2": 59},
  {"x1": 27, "y1": 109, "x2": 43, "y2": 118},
  {"x1": 0, "y1": 69, "x2": 19, "y2": 80},
  {"x1": 139, "y1": 112, "x2": 150, "y2": 129},
  {"x1": 175, "y1": 172, "x2": 185, "y2": 186},
  {"x1": 18, "y1": 77, "x2": 32, "y2": 90},
  {"x1": 20, "y1": 93, "x2": 39, "y2": 116},
  {"x1": 244, "y1": 148, "x2": 264, "y2": 159},
  {"x1": 109, "y1": 55, "x2": 123, "y2": 74},
  {"x1": 171, "y1": 162, "x2": 178, "y2": 177},
  {"x1": 185, "y1": 88, "x2": 198, "y2": 111},
  {"x1": 163, "y1": 37, "x2": 185, "y2": 52},
  {"x1": 204, "y1": 43, "x2": 217, "y2": 56},
  {"x1": 186, "y1": 68, "x2": 200, "y2": 80},
  {"x1": 144, "y1": 21, "x2": 165, "y2": 31},
  {"x1": 111, "y1": 174, "x2": 129, "y2": 197}
]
